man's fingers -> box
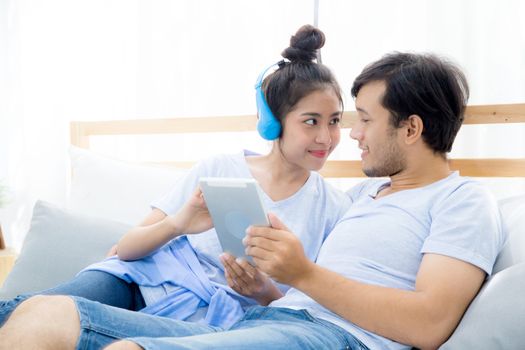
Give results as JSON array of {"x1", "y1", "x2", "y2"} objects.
[
  {"x1": 244, "y1": 235, "x2": 277, "y2": 252},
  {"x1": 246, "y1": 245, "x2": 274, "y2": 262},
  {"x1": 267, "y1": 212, "x2": 290, "y2": 231},
  {"x1": 245, "y1": 226, "x2": 281, "y2": 241},
  {"x1": 251, "y1": 257, "x2": 272, "y2": 275}
]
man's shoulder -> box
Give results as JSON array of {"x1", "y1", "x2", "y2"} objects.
[
  {"x1": 345, "y1": 173, "x2": 493, "y2": 204},
  {"x1": 427, "y1": 174, "x2": 500, "y2": 223},
  {"x1": 434, "y1": 173, "x2": 494, "y2": 202}
]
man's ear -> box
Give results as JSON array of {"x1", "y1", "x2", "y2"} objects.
[{"x1": 404, "y1": 114, "x2": 424, "y2": 145}]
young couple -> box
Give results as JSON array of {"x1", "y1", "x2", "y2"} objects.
[{"x1": 0, "y1": 24, "x2": 505, "y2": 350}]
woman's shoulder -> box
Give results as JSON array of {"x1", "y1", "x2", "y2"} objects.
[
  {"x1": 192, "y1": 150, "x2": 252, "y2": 177},
  {"x1": 309, "y1": 172, "x2": 350, "y2": 204}
]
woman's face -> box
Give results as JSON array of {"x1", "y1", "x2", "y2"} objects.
[{"x1": 277, "y1": 88, "x2": 342, "y2": 171}]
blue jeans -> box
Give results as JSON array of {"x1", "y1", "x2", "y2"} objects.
[
  {"x1": 0, "y1": 270, "x2": 145, "y2": 326},
  {"x1": 72, "y1": 296, "x2": 368, "y2": 350}
]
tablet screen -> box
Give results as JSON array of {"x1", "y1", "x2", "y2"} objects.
[{"x1": 199, "y1": 177, "x2": 269, "y2": 259}]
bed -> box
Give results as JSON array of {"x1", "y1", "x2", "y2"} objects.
[{"x1": 1, "y1": 103, "x2": 524, "y2": 349}]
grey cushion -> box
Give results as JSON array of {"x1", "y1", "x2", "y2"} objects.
[
  {"x1": 440, "y1": 262, "x2": 525, "y2": 349},
  {"x1": 0, "y1": 200, "x2": 130, "y2": 299}
]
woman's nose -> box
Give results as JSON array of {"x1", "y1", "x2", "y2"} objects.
[{"x1": 316, "y1": 125, "x2": 332, "y2": 144}]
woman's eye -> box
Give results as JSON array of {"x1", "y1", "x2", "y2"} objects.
[
  {"x1": 330, "y1": 118, "x2": 341, "y2": 125},
  {"x1": 304, "y1": 119, "x2": 317, "y2": 125}
]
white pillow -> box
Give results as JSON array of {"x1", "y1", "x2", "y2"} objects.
[
  {"x1": 440, "y1": 261, "x2": 525, "y2": 350},
  {"x1": 68, "y1": 146, "x2": 188, "y2": 225},
  {"x1": 492, "y1": 194, "x2": 525, "y2": 274}
]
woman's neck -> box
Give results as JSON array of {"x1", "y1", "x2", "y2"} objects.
[{"x1": 246, "y1": 153, "x2": 310, "y2": 202}]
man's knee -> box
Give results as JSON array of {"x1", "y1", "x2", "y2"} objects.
[
  {"x1": 105, "y1": 340, "x2": 144, "y2": 350},
  {"x1": 12, "y1": 295, "x2": 80, "y2": 338},
  {"x1": 17, "y1": 295, "x2": 78, "y2": 319},
  {"x1": 0, "y1": 295, "x2": 80, "y2": 349}
]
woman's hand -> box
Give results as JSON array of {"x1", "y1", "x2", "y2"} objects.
[
  {"x1": 171, "y1": 187, "x2": 213, "y2": 235},
  {"x1": 220, "y1": 253, "x2": 283, "y2": 305},
  {"x1": 116, "y1": 188, "x2": 212, "y2": 261},
  {"x1": 105, "y1": 244, "x2": 118, "y2": 257}
]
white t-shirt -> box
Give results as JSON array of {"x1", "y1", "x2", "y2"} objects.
[
  {"x1": 271, "y1": 172, "x2": 506, "y2": 350},
  {"x1": 149, "y1": 150, "x2": 351, "y2": 307}
]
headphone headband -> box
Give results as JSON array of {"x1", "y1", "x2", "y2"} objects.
[
  {"x1": 254, "y1": 60, "x2": 286, "y2": 89},
  {"x1": 254, "y1": 60, "x2": 286, "y2": 140}
]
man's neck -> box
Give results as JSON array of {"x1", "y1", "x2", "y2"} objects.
[{"x1": 377, "y1": 155, "x2": 452, "y2": 198}]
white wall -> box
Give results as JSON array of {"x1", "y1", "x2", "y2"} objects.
[{"x1": 1, "y1": 0, "x2": 524, "y2": 248}]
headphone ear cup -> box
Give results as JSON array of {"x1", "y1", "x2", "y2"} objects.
[{"x1": 255, "y1": 86, "x2": 281, "y2": 140}]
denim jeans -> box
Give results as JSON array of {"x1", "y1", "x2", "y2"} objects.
[
  {"x1": 131, "y1": 306, "x2": 369, "y2": 350},
  {"x1": 0, "y1": 270, "x2": 144, "y2": 326},
  {"x1": 71, "y1": 296, "x2": 368, "y2": 350}
]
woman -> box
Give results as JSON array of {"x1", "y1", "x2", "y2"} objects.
[{"x1": 0, "y1": 24, "x2": 350, "y2": 330}]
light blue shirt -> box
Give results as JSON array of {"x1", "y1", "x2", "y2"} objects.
[
  {"x1": 84, "y1": 150, "x2": 351, "y2": 326},
  {"x1": 86, "y1": 236, "x2": 244, "y2": 328},
  {"x1": 271, "y1": 172, "x2": 506, "y2": 350}
]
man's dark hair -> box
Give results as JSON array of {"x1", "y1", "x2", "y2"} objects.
[{"x1": 351, "y1": 52, "x2": 469, "y2": 153}]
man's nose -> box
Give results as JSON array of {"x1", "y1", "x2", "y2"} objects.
[{"x1": 349, "y1": 127, "x2": 362, "y2": 140}]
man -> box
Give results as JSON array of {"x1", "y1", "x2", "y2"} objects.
[{"x1": 0, "y1": 53, "x2": 505, "y2": 350}]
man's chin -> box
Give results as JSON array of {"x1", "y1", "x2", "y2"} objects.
[
  {"x1": 363, "y1": 168, "x2": 386, "y2": 178},
  {"x1": 363, "y1": 167, "x2": 402, "y2": 178}
]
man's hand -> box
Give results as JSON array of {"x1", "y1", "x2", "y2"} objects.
[
  {"x1": 220, "y1": 253, "x2": 283, "y2": 305},
  {"x1": 170, "y1": 187, "x2": 213, "y2": 235},
  {"x1": 244, "y1": 213, "x2": 315, "y2": 287}
]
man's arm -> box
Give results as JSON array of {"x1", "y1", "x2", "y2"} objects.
[
  {"x1": 292, "y1": 254, "x2": 484, "y2": 349},
  {"x1": 246, "y1": 214, "x2": 486, "y2": 350}
]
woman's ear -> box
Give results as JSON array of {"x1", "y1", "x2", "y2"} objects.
[{"x1": 403, "y1": 114, "x2": 424, "y2": 145}]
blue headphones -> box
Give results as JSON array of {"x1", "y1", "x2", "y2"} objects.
[{"x1": 254, "y1": 61, "x2": 284, "y2": 140}]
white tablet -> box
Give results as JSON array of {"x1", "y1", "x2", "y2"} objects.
[{"x1": 199, "y1": 177, "x2": 270, "y2": 259}]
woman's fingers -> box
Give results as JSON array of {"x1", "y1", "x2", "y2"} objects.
[{"x1": 221, "y1": 254, "x2": 249, "y2": 288}]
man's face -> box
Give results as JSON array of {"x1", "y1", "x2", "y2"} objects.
[{"x1": 350, "y1": 81, "x2": 407, "y2": 177}]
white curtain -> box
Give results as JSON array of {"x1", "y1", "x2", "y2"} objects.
[
  {"x1": 1, "y1": 0, "x2": 524, "y2": 247},
  {"x1": 319, "y1": 0, "x2": 525, "y2": 196}
]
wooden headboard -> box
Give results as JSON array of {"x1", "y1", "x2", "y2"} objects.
[{"x1": 70, "y1": 103, "x2": 525, "y2": 178}]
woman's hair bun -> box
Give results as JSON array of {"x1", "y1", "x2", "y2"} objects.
[{"x1": 281, "y1": 24, "x2": 325, "y2": 63}]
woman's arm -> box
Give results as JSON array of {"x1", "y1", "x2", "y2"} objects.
[
  {"x1": 115, "y1": 209, "x2": 179, "y2": 260},
  {"x1": 116, "y1": 188, "x2": 213, "y2": 261}
]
